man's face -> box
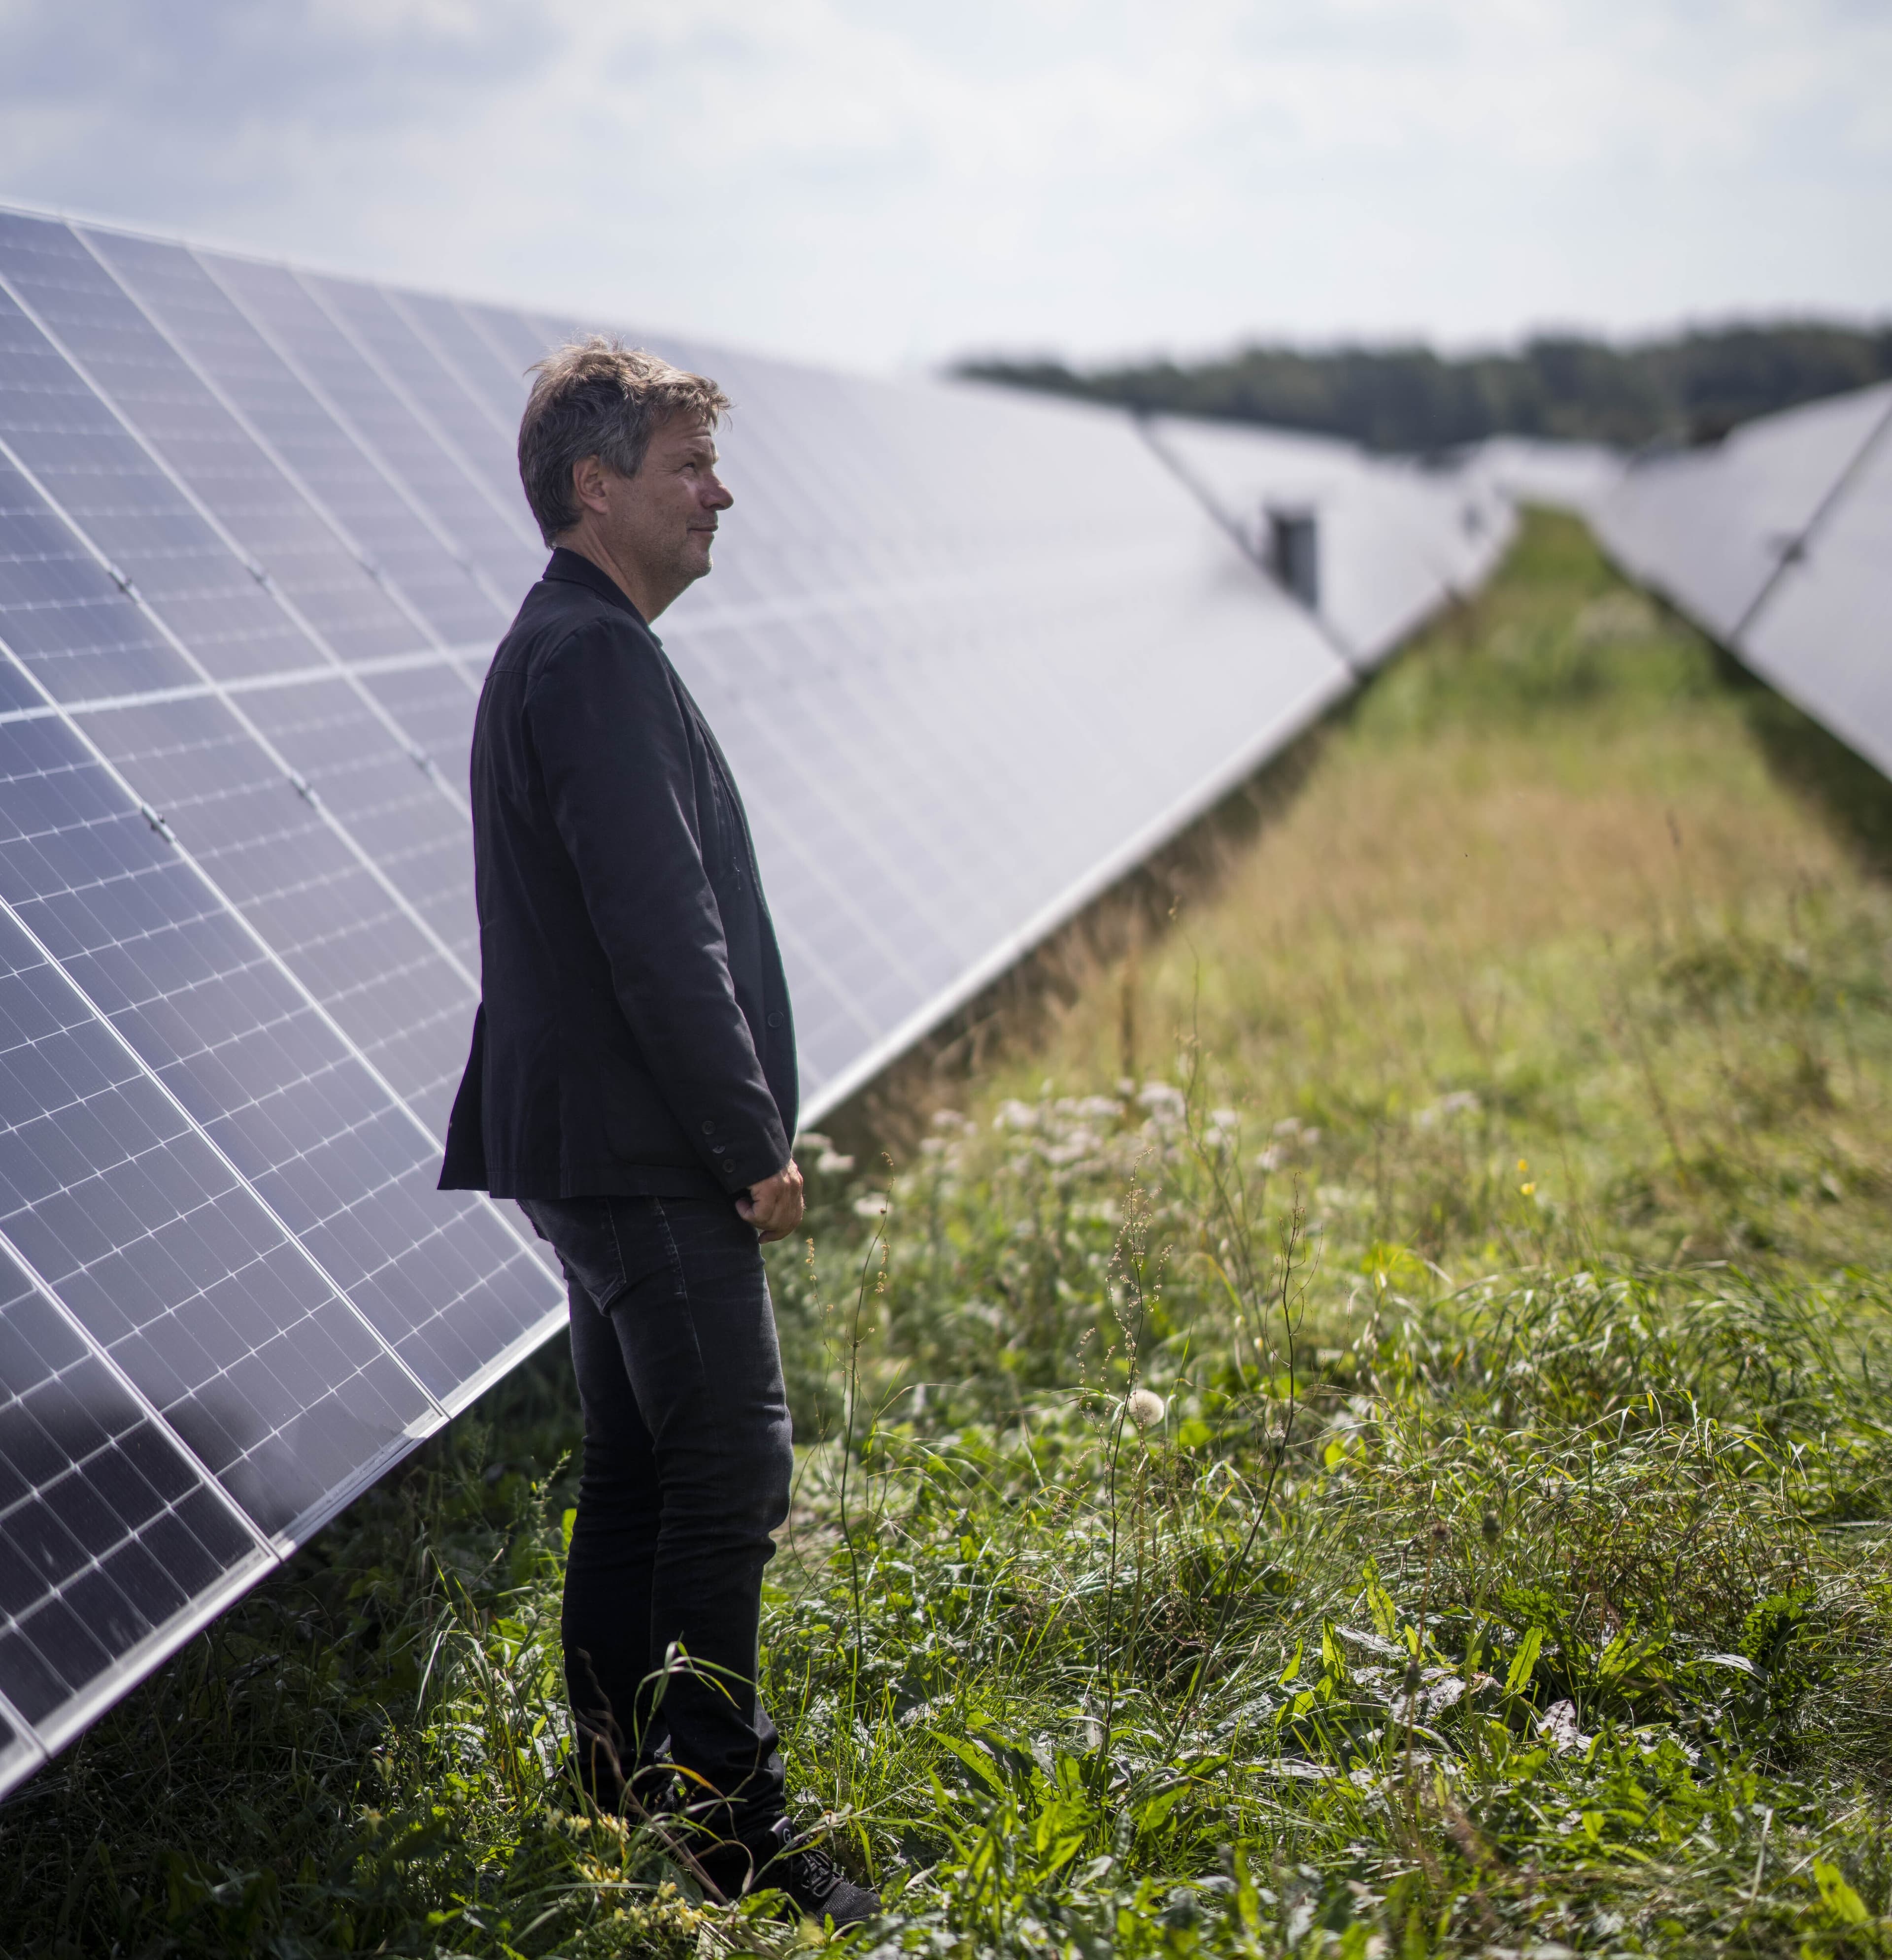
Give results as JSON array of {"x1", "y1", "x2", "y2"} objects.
[{"x1": 583, "y1": 413, "x2": 733, "y2": 602}]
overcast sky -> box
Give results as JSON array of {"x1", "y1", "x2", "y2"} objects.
[{"x1": 1, "y1": 0, "x2": 1886, "y2": 374}]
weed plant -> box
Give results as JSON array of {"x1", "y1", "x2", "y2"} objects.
[{"x1": 5, "y1": 514, "x2": 1892, "y2": 1957}]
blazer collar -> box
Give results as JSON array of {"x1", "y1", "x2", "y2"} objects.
[{"x1": 542, "y1": 546, "x2": 649, "y2": 626}]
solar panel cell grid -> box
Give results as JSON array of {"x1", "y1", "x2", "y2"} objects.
[
  {"x1": 0, "y1": 902, "x2": 425, "y2": 1539},
  {"x1": 346, "y1": 660, "x2": 480, "y2": 807},
  {"x1": 0, "y1": 459, "x2": 199, "y2": 705},
  {"x1": 461, "y1": 302, "x2": 555, "y2": 382},
  {"x1": 0, "y1": 704, "x2": 552, "y2": 1405},
  {"x1": 201, "y1": 256, "x2": 543, "y2": 608},
  {"x1": 0, "y1": 278, "x2": 315, "y2": 685},
  {"x1": 231, "y1": 676, "x2": 480, "y2": 969},
  {"x1": 0, "y1": 217, "x2": 426, "y2": 670},
  {"x1": 307, "y1": 277, "x2": 533, "y2": 528},
  {"x1": 0, "y1": 395, "x2": 484, "y2": 1142},
  {"x1": 389, "y1": 291, "x2": 535, "y2": 432},
  {"x1": 85, "y1": 233, "x2": 509, "y2": 653},
  {"x1": 67, "y1": 691, "x2": 473, "y2": 1122},
  {"x1": 0, "y1": 1268, "x2": 261, "y2": 1730}
]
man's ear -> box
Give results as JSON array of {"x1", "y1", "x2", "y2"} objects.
[{"x1": 571, "y1": 453, "x2": 611, "y2": 516}]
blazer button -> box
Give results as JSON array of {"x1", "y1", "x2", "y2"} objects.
[
  {"x1": 701, "y1": 1120, "x2": 715, "y2": 1134},
  {"x1": 767, "y1": 1012, "x2": 783, "y2": 1029}
]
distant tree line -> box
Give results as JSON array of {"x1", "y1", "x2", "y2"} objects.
[{"x1": 955, "y1": 323, "x2": 1892, "y2": 453}]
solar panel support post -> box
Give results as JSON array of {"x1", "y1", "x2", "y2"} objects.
[{"x1": 1264, "y1": 506, "x2": 1320, "y2": 613}]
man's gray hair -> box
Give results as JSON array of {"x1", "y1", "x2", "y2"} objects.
[{"x1": 517, "y1": 336, "x2": 731, "y2": 544}]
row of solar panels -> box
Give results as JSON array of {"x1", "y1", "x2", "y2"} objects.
[
  {"x1": 1589, "y1": 384, "x2": 1892, "y2": 780},
  {"x1": 0, "y1": 200, "x2": 1510, "y2": 1797}
]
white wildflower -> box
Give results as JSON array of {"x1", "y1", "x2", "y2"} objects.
[
  {"x1": 852, "y1": 1192, "x2": 889, "y2": 1220},
  {"x1": 1126, "y1": 1388, "x2": 1166, "y2": 1429},
  {"x1": 815, "y1": 1150, "x2": 855, "y2": 1175},
  {"x1": 1416, "y1": 1090, "x2": 1482, "y2": 1130}
]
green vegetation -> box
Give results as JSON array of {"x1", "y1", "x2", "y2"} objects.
[
  {"x1": 7, "y1": 512, "x2": 1892, "y2": 1956},
  {"x1": 959, "y1": 323, "x2": 1892, "y2": 449}
]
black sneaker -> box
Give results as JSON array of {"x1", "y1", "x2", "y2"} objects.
[
  {"x1": 703, "y1": 1819, "x2": 881, "y2": 1927},
  {"x1": 762, "y1": 1828, "x2": 881, "y2": 1928}
]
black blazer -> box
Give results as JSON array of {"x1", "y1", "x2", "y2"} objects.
[{"x1": 439, "y1": 549, "x2": 796, "y2": 1200}]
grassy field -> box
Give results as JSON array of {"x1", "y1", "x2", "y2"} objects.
[{"x1": 5, "y1": 512, "x2": 1892, "y2": 1957}]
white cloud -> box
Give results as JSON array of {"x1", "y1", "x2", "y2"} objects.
[{"x1": 0, "y1": 0, "x2": 1885, "y2": 370}]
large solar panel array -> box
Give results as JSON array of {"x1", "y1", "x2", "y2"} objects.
[
  {"x1": 0, "y1": 202, "x2": 1508, "y2": 1794},
  {"x1": 1594, "y1": 383, "x2": 1892, "y2": 775}
]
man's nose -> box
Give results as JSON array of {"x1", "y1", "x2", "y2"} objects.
[{"x1": 706, "y1": 472, "x2": 733, "y2": 510}]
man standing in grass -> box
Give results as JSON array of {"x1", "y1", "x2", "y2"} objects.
[{"x1": 440, "y1": 339, "x2": 877, "y2": 1927}]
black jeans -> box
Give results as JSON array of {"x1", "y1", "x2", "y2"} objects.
[{"x1": 522, "y1": 1195, "x2": 794, "y2": 1846}]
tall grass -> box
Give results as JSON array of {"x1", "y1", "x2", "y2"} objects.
[{"x1": 6, "y1": 513, "x2": 1892, "y2": 1957}]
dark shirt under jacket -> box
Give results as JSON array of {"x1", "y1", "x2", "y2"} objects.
[{"x1": 440, "y1": 548, "x2": 796, "y2": 1202}]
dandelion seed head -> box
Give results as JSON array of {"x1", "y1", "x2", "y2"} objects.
[{"x1": 1126, "y1": 1388, "x2": 1166, "y2": 1429}]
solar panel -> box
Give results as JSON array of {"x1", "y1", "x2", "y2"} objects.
[
  {"x1": 0, "y1": 200, "x2": 1510, "y2": 1791},
  {"x1": 1593, "y1": 383, "x2": 1892, "y2": 779},
  {"x1": 73, "y1": 228, "x2": 505, "y2": 655},
  {"x1": 1472, "y1": 436, "x2": 1624, "y2": 518},
  {"x1": 1593, "y1": 385, "x2": 1892, "y2": 644},
  {"x1": 1142, "y1": 414, "x2": 1515, "y2": 668}
]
